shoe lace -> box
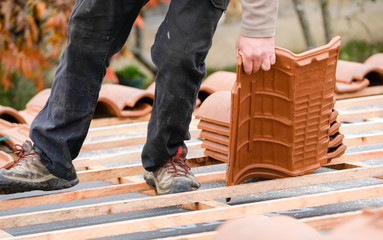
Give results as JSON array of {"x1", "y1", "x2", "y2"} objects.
[
  {"x1": 162, "y1": 156, "x2": 191, "y2": 177},
  {"x1": 12, "y1": 144, "x2": 37, "y2": 168}
]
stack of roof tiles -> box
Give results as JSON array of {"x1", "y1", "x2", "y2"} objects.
[
  {"x1": 196, "y1": 36, "x2": 347, "y2": 186},
  {"x1": 196, "y1": 91, "x2": 231, "y2": 162}
]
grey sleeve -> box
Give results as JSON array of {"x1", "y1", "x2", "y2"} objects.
[{"x1": 240, "y1": 0, "x2": 279, "y2": 37}]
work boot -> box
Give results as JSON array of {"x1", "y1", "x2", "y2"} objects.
[
  {"x1": 144, "y1": 146, "x2": 201, "y2": 195},
  {"x1": 0, "y1": 141, "x2": 79, "y2": 194}
]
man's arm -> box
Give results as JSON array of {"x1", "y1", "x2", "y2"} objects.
[{"x1": 236, "y1": 0, "x2": 279, "y2": 74}]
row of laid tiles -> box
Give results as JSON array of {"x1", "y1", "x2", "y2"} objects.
[
  {"x1": 196, "y1": 37, "x2": 346, "y2": 186},
  {"x1": 2, "y1": 52, "x2": 381, "y2": 126},
  {"x1": 0, "y1": 84, "x2": 155, "y2": 126},
  {"x1": 0, "y1": 71, "x2": 237, "y2": 126}
]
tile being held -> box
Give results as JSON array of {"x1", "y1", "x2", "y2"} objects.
[{"x1": 226, "y1": 37, "x2": 342, "y2": 186}]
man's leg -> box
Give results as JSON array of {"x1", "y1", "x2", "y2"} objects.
[
  {"x1": 0, "y1": 0, "x2": 147, "y2": 194},
  {"x1": 142, "y1": 0, "x2": 229, "y2": 194}
]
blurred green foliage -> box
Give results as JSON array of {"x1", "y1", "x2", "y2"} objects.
[
  {"x1": 0, "y1": 74, "x2": 37, "y2": 110},
  {"x1": 339, "y1": 40, "x2": 383, "y2": 62}
]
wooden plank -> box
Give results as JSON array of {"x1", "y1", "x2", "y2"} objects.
[
  {"x1": 9, "y1": 184, "x2": 383, "y2": 239},
  {"x1": 0, "y1": 172, "x2": 226, "y2": 211},
  {"x1": 0, "y1": 230, "x2": 12, "y2": 239},
  {"x1": 77, "y1": 156, "x2": 219, "y2": 182},
  {"x1": 335, "y1": 95, "x2": 383, "y2": 110},
  {"x1": 338, "y1": 108, "x2": 383, "y2": 122},
  {"x1": 74, "y1": 135, "x2": 381, "y2": 174},
  {"x1": 87, "y1": 118, "x2": 200, "y2": 138},
  {"x1": 81, "y1": 128, "x2": 201, "y2": 152},
  {"x1": 325, "y1": 162, "x2": 368, "y2": 171},
  {"x1": 155, "y1": 232, "x2": 215, "y2": 240},
  {"x1": 84, "y1": 121, "x2": 379, "y2": 152},
  {"x1": 340, "y1": 121, "x2": 383, "y2": 134},
  {"x1": 301, "y1": 210, "x2": 360, "y2": 230},
  {"x1": 87, "y1": 121, "x2": 149, "y2": 138},
  {"x1": 89, "y1": 114, "x2": 151, "y2": 128},
  {"x1": 73, "y1": 141, "x2": 203, "y2": 169},
  {"x1": 73, "y1": 149, "x2": 381, "y2": 183},
  {"x1": 82, "y1": 135, "x2": 147, "y2": 152},
  {"x1": 343, "y1": 133, "x2": 383, "y2": 147},
  {"x1": 2, "y1": 165, "x2": 383, "y2": 229},
  {"x1": 325, "y1": 149, "x2": 383, "y2": 166},
  {"x1": 335, "y1": 86, "x2": 383, "y2": 100},
  {"x1": 182, "y1": 200, "x2": 230, "y2": 211}
]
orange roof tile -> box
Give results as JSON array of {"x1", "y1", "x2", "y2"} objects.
[
  {"x1": 0, "y1": 105, "x2": 27, "y2": 124},
  {"x1": 195, "y1": 91, "x2": 231, "y2": 127},
  {"x1": 335, "y1": 59, "x2": 383, "y2": 93},
  {"x1": 227, "y1": 36, "x2": 342, "y2": 185},
  {"x1": 0, "y1": 151, "x2": 14, "y2": 169},
  {"x1": 0, "y1": 119, "x2": 30, "y2": 148},
  {"x1": 97, "y1": 84, "x2": 154, "y2": 118}
]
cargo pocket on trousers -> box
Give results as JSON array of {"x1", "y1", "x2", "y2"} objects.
[{"x1": 210, "y1": 0, "x2": 230, "y2": 11}]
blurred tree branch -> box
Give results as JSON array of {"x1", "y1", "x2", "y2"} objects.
[{"x1": 292, "y1": 0, "x2": 315, "y2": 49}]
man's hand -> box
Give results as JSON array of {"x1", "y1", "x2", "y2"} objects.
[{"x1": 236, "y1": 35, "x2": 276, "y2": 74}]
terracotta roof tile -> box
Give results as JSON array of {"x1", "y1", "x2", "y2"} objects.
[
  {"x1": 201, "y1": 139, "x2": 228, "y2": 155},
  {"x1": 146, "y1": 81, "x2": 156, "y2": 95},
  {"x1": 195, "y1": 91, "x2": 231, "y2": 126},
  {"x1": 329, "y1": 121, "x2": 341, "y2": 136},
  {"x1": 97, "y1": 84, "x2": 154, "y2": 118},
  {"x1": 3, "y1": 84, "x2": 156, "y2": 127},
  {"x1": 204, "y1": 149, "x2": 228, "y2": 162},
  {"x1": 18, "y1": 108, "x2": 41, "y2": 125},
  {"x1": 25, "y1": 88, "x2": 50, "y2": 110},
  {"x1": 328, "y1": 132, "x2": 344, "y2": 149},
  {"x1": 0, "y1": 119, "x2": 30, "y2": 148},
  {"x1": 330, "y1": 109, "x2": 339, "y2": 123},
  {"x1": 335, "y1": 79, "x2": 370, "y2": 93},
  {"x1": 0, "y1": 105, "x2": 27, "y2": 124},
  {"x1": 199, "y1": 130, "x2": 229, "y2": 145},
  {"x1": 0, "y1": 151, "x2": 13, "y2": 169},
  {"x1": 327, "y1": 143, "x2": 347, "y2": 161},
  {"x1": 197, "y1": 120, "x2": 230, "y2": 136},
  {"x1": 198, "y1": 71, "x2": 236, "y2": 104},
  {"x1": 226, "y1": 36, "x2": 342, "y2": 185},
  {"x1": 335, "y1": 59, "x2": 383, "y2": 93},
  {"x1": 364, "y1": 53, "x2": 383, "y2": 69}
]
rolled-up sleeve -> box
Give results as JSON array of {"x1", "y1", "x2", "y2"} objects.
[{"x1": 240, "y1": 0, "x2": 279, "y2": 37}]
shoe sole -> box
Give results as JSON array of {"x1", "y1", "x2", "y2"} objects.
[
  {"x1": 0, "y1": 176, "x2": 79, "y2": 194},
  {"x1": 168, "y1": 178, "x2": 194, "y2": 194}
]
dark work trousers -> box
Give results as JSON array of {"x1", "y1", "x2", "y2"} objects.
[{"x1": 30, "y1": 0, "x2": 229, "y2": 181}]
